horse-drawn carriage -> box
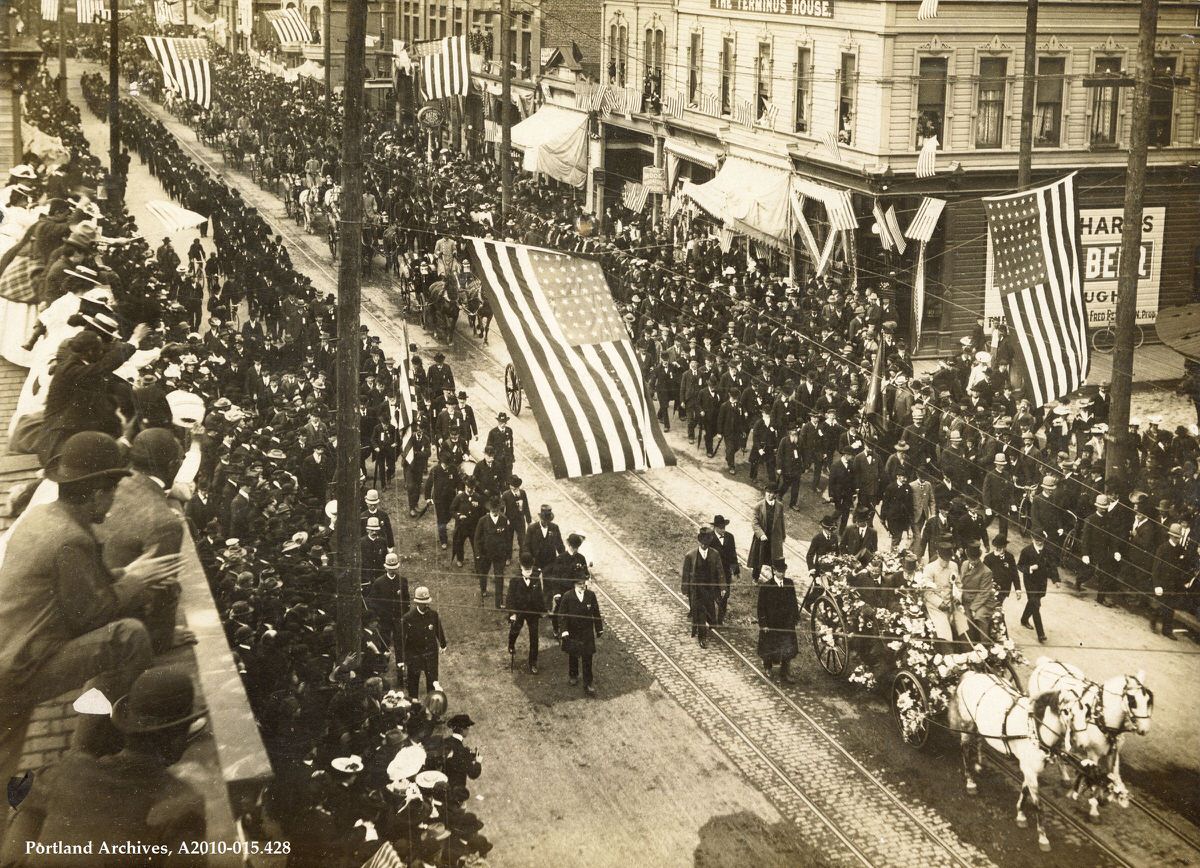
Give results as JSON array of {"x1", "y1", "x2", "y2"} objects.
[
  {"x1": 809, "y1": 552, "x2": 1155, "y2": 851},
  {"x1": 808, "y1": 552, "x2": 1024, "y2": 749}
]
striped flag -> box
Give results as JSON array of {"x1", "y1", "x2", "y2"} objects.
[
  {"x1": 143, "y1": 36, "x2": 212, "y2": 109},
  {"x1": 732, "y1": 98, "x2": 754, "y2": 128},
  {"x1": 662, "y1": 91, "x2": 685, "y2": 117},
  {"x1": 824, "y1": 189, "x2": 858, "y2": 233},
  {"x1": 761, "y1": 101, "x2": 780, "y2": 129},
  {"x1": 872, "y1": 200, "x2": 894, "y2": 252},
  {"x1": 395, "y1": 344, "x2": 419, "y2": 466},
  {"x1": 916, "y1": 135, "x2": 939, "y2": 179},
  {"x1": 420, "y1": 35, "x2": 470, "y2": 100},
  {"x1": 360, "y1": 842, "x2": 403, "y2": 868},
  {"x1": 601, "y1": 86, "x2": 621, "y2": 118},
  {"x1": 155, "y1": 0, "x2": 185, "y2": 25},
  {"x1": 621, "y1": 182, "x2": 648, "y2": 214},
  {"x1": 904, "y1": 196, "x2": 947, "y2": 242},
  {"x1": 41, "y1": 0, "x2": 58, "y2": 22},
  {"x1": 264, "y1": 7, "x2": 311, "y2": 44},
  {"x1": 622, "y1": 86, "x2": 643, "y2": 116},
  {"x1": 984, "y1": 173, "x2": 1089, "y2": 407},
  {"x1": 718, "y1": 227, "x2": 735, "y2": 253},
  {"x1": 884, "y1": 205, "x2": 907, "y2": 256},
  {"x1": 699, "y1": 91, "x2": 720, "y2": 117},
  {"x1": 823, "y1": 131, "x2": 843, "y2": 163},
  {"x1": 917, "y1": 0, "x2": 940, "y2": 18},
  {"x1": 588, "y1": 83, "x2": 608, "y2": 112},
  {"x1": 468, "y1": 239, "x2": 675, "y2": 479},
  {"x1": 77, "y1": 0, "x2": 106, "y2": 23},
  {"x1": 864, "y1": 337, "x2": 885, "y2": 415}
]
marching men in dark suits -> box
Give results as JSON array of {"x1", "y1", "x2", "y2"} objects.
[{"x1": 710, "y1": 515, "x2": 738, "y2": 623}]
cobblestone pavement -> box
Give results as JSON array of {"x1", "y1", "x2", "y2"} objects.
[{"x1": 125, "y1": 81, "x2": 1199, "y2": 867}]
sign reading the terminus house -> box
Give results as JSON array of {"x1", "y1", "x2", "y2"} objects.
[{"x1": 709, "y1": 0, "x2": 834, "y2": 17}]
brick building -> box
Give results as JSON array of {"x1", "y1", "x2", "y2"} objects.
[{"x1": 594, "y1": 0, "x2": 1200, "y2": 353}]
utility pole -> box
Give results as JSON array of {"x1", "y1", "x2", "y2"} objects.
[
  {"x1": 334, "y1": 0, "x2": 367, "y2": 661},
  {"x1": 499, "y1": 0, "x2": 511, "y2": 217},
  {"x1": 323, "y1": 0, "x2": 331, "y2": 118},
  {"x1": 182, "y1": 0, "x2": 188, "y2": 27},
  {"x1": 108, "y1": 0, "x2": 121, "y2": 203},
  {"x1": 58, "y1": 5, "x2": 66, "y2": 99},
  {"x1": 1104, "y1": 0, "x2": 1158, "y2": 493},
  {"x1": 1016, "y1": 0, "x2": 1038, "y2": 190}
]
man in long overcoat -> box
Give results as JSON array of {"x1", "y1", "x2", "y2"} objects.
[
  {"x1": 681, "y1": 529, "x2": 723, "y2": 647},
  {"x1": 748, "y1": 485, "x2": 786, "y2": 582},
  {"x1": 554, "y1": 565, "x2": 603, "y2": 695},
  {"x1": 756, "y1": 561, "x2": 800, "y2": 683}
]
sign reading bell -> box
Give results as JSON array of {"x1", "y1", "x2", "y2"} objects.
[{"x1": 709, "y1": 0, "x2": 834, "y2": 17}]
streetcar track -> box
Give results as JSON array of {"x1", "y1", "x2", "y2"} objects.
[{"x1": 133, "y1": 95, "x2": 1200, "y2": 866}]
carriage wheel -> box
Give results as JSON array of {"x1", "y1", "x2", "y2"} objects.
[
  {"x1": 810, "y1": 593, "x2": 850, "y2": 677},
  {"x1": 505, "y1": 364, "x2": 522, "y2": 416},
  {"x1": 892, "y1": 670, "x2": 931, "y2": 749}
]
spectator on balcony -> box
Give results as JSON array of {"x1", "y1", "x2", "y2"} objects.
[{"x1": 0, "y1": 432, "x2": 182, "y2": 783}]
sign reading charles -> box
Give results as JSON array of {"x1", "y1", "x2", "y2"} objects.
[{"x1": 709, "y1": 0, "x2": 834, "y2": 17}]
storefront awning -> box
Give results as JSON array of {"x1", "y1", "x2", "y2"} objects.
[
  {"x1": 679, "y1": 156, "x2": 794, "y2": 251},
  {"x1": 663, "y1": 137, "x2": 721, "y2": 170},
  {"x1": 511, "y1": 104, "x2": 588, "y2": 188}
]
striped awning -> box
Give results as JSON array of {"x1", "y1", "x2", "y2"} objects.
[
  {"x1": 905, "y1": 197, "x2": 947, "y2": 242},
  {"x1": 265, "y1": 8, "x2": 311, "y2": 44}
]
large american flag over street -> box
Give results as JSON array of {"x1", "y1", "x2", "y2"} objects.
[
  {"x1": 469, "y1": 239, "x2": 675, "y2": 479},
  {"x1": 143, "y1": 36, "x2": 212, "y2": 110},
  {"x1": 420, "y1": 35, "x2": 471, "y2": 100},
  {"x1": 984, "y1": 173, "x2": 1089, "y2": 408}
]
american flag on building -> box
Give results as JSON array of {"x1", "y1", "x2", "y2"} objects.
[
  {"x1": 76, "y1": 0, "x2": 107, "y2": 23},
  {"x1": 264, "y1": 7, "x2": 312, "y2": 44},
  {"x1": 41, "y1": 0, "x2": 58, "y2": 23},
  {"x1": 662, "y1": 91, "x2": 685, "y2": 118},
  {"x1": 468, "y1": 240, "x2": 675, "y2": 479},
  {"x1": 621, "y1": 181, "x2": 649, "y2": 214},
  {"x1": 984, "y1": 173, "x2": 1089, "y2": 407}
]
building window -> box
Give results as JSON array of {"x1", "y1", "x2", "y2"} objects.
[
  {"x1": 608, "y1": 23, "x2": 627, "y2": 86},
  {"x1": 644, "y1": 28, "x2": 664, "y2": 99},
  {"x1": 1149, "y1": 56, "x2": 1176, "y2": 146},
  {"x1": 794, "y1": 47, "x2": 810, "y2": 133},
  {"x1": 838, "y1": 53, "x2": 856, "y2": 144},
  {"x1": 720, "y1": 37, "x2": 735, "y2": 115},
  {"x1": 1090, "y1": 56, "x2": 1122, "y2": 146},
  {"x1": 975, "y1": 57, "x2": 1007, "y2": 148},
  {"x1": 916, "y1": 56, "x2": 948, "y2": 148},
  {"x1": 1034, "y1": 56, "x2": 1066, "y2": 146},
  {"x1": 688, "y1": 33, "x2": 701, "y2": 103},
  {"x1": 755, "y1": 42, "x2": 771, "y2": 120}
]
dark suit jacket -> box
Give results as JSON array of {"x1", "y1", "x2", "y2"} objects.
[
  {"x1": 749, "y1": 499, "x2": 786, "y2": 570},
  {"x1": 806, "y1": 530, "x2": 840, "y2": 573},
  {"x1": 473, "y1": 512, "x2": 513, "y2": 562},
  {"x1": 682, "y1": 547, "x2": 724, "y2": 605},
  {"x1": 555, "y1": 589, "x2": 603, "y2": 655},
  {"x1": 41, "y1": 343, "x2": 136, "y2": 442},
  {"x1": 506, "y1": 573, "x2": 546, "y2": 617},
  {"x1": 827, "y1": 459, "x2": 856, "y2": 508},
  {"x1": 524, "y1": 521, "x2": 564, "y2": 570}
]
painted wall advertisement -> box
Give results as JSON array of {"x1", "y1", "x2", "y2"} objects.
[{"x1": 984, "y1": 206, "x2": 1164, "y2": 329}]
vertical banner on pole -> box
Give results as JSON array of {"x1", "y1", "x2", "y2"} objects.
[{"x1": 913, "y1": 240, "x2": 927, "y2": 347}]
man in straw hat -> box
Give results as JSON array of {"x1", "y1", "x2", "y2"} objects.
[
  {"x1": 0, "y1": 432, "x2": 182, "y2": 783},
  {"x1": 0, "y1": 667, "x2": 206, "y2": 862},
  {"x1": 399, "y1": 587, "x2": 447, "y2": 697}
]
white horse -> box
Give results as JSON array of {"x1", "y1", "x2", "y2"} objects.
[
  {"x1": 1028, "y1": 658, "x2": 1153, "y2": 817},
  {"x1": 948, "y1": 670, "x2": 1093, "y2": 851}
]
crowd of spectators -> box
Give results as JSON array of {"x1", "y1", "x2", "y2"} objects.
[{"x1": 154, "y1": 47, "x2": 1200, "y2": 640}]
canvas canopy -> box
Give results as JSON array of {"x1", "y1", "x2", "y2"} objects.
[{"x1": 510, "y1": 104, "x2": 588, "y2": 188}]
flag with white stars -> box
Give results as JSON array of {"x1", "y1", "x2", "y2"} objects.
[
  {"x1": 984, "y1": 173, "x2": 1089, "y2": 407},
  {"x1": 469, "y1": 239, "x2": 675, "y2": 479},
  {"x1": 143, "y1": 36, "x2": 213, "y2": 109}
]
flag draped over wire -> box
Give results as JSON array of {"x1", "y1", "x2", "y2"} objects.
[
  {"x1": 41, "y1": 0, "x2": 58, "y2": 23},
  {"x1": 155, "y1": 0, "x2": 184, "y2": 25},
  {"x1": 420, "y1": 35, "x2": 470, "y2": 100},
  {"x1": 264, "y1": 7, "x2": 311, "y2": 44},
  {"x1": 143, "y1": 36, "x2": 213, "y2": 109},
  {"x1": 76, "y1": 0, "x2": 107, "y2": 23},
  {"x1": 621, "y1": 182, "x2": 648, "y2": 214},
  {"x1": 984, "y1": 172, "x2": 1089, "y2": 408},
  {"x1": 468, "y1": 239, "x2": 675, "y2": 479}
]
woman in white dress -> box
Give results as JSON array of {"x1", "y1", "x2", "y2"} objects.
[{"x1": 0, "y1": 189, "x2": 44, "y2": 368}]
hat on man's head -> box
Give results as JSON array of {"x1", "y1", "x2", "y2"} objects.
[
  {"x1": 46, "y1": 432, "x2": 130, "y2": 486},
  {"x1": 539, "y1": 504, "x2": 553, "y2": 517},
  {"x1": 713, "y1": 514, "x2": 729, "y2": 528},
  {"x1": 364, "y1": 489, "x2": 380, "y2": 505},
  {"x1": 820, "y1": 514, "x2": 838, "y2": 531},
  {"x1": 112, "y1": 666, "x2": 206, "y2": 734},
  {"x1": 566, "y1": 532, "x2": 585, "y2": 548},
  {"x1": 8, "y1": 164, "x2": 36, "y2": 180},
  {"x1": 64, "y1": 223, "x2": 100, "y2": 251},
  {"x1": 413, "y1": 586, "x2": 432, "y2": 604},
  {"x1": 130, "y1": 428, "x2": 183, "y2": 478},
  {"x1": 384, "y1": 552, "x2": 400, "y2": 569}
]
